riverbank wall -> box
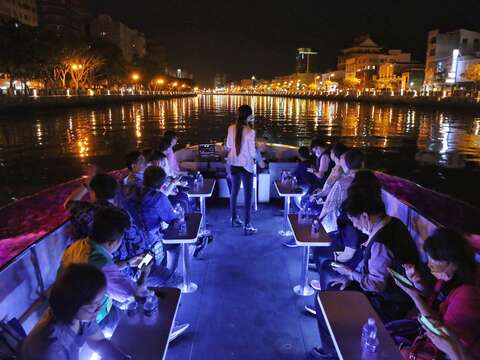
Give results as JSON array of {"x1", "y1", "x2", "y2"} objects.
[
  {"x1": 0, "y1": 93, "x2": 197, "y2": 113},
  {"x1": 221, "y1": 92, "x2": 480, "y2": 110}
]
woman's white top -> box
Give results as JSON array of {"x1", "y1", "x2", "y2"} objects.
[{"x1": 226, "y1": 124, "x2": 256, "y2": 173}]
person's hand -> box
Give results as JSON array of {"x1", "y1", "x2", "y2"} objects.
[
  {"x1": 423, "y1": 324, "x2": 463, "y2": 359},
  {"x1": 330, "y1": 276, "x2": 350, "y2": 290},
  {"x1": 127, "y1": 255, "x2": 144, "y2": 267},
  {"x1": 403, "y1": 263, "x2": 422, "y2": 284},
  {"x1": 394, "y1": 277, "x2": 421, "y2": 300},
  {"x1": 331, "y1": 263, "x2": 353, "y2": 277},
  {"x1": 316, "y1": 198, "x2": 324, "y2": 205},
  {"x1": 307, "y1": 168, "x2": 315, "y2": 173}
]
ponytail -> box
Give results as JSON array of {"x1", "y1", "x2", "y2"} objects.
[{"x1": 235, "y1": 105, "x2": 253, "y2": 156}]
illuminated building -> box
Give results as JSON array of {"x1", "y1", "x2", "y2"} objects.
[
  {"x1": 340, "y1": 34, "x2": 411, "y2": 89},
  {"x1": 378, "y1": 63, "x2": 424, "y2": 91},
  {"x1": 214, "y1": 73, "x2": 227, "y2": 91},
  {"x1": 0, "y1": 0, "x2": 38, "y2": 26},
  {"x1": 400, "y1": 68, "x2": 425, "y2": 91},
  {"x1": 425, "y1": 29, "x2": 480, "y2": 89},
  {"x1": 90, "y1": 14, "x2": 146, "y2": 62}
]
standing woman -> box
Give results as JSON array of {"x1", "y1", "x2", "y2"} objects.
[{"x1": 226, "y1": 104, "x2": 257, "y2": 235}]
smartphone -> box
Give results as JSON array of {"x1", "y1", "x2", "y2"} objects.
[
  {"x1": 388, "y1": 268, "x2": 414, "y2": 287},
  {"x1": 137, "y1": 253, "x2": 154, "y2": 270},
  {"x1": 330, "y1": 261, "x2": 343, "y2": 269},
  {"x1": 418, "y1": 315, "x2": 444, "y2": 336}
]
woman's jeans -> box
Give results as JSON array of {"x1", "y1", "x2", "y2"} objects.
[{"x1": 230, "y1": 166, "x2": 254, "y2": 225}]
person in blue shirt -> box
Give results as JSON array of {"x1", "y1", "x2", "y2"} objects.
[{"x1": 134, "y1": 165, "x2": 181, "y2": 283}]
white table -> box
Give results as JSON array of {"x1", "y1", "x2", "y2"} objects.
[
  {"x1": 288, "y1": 214, "x2": 331, "y2": 296},
  {"x1": 274, "y1": 180, "x2": 304, "y2": 236},
  {"x1": 187, "y1": 178, "x2": 216, "y2": 236},
  {"x1": 163, "y1": 213, "x2": 202, "y2": 293}
]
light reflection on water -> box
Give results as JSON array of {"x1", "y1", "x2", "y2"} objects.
[{"x1": 1, "y1": 95, "x2": 480, "y2": 206}]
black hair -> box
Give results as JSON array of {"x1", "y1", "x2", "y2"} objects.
[
  {"x1": 90, "y1": 207, "x2": 130, "y2": 244},
  {"x1": 424, "y1": 228, "x2": 477, "y2": 285},
  {"x1": 50, "y1": 263, "x2": 106, "y2": 323},
  {"x1": 311, "y1": 138, "x2": 327, "y2": 150},
  {"x1": 236, "y1": 105, "x2": 253, "y2": 156},
  {"x1": 331, "y1": 142, "x2": 348, "y2": 159},
  {"x1": 342, "y1": 187, "x2": 385, "y2": 217},
  {"x1": 158, "y1": 140, "x2": 170, "y2": 153},
  {"x1": 149, "y1": 150, "x2": 167, "y2": 163},
  {"x1": 142, "y1": 148, "x2": 153, "y2": 160},
  {"x1": 298, "y1": 146, "x2": 311, "y2": 160},
  {"x1": 124, "y1": 150, "x2": 142, "y2": 171},
  {"x1": 163, "y1": 130, "x2": 177, "y2": 145},
  {"x1": 89, "y1": 173, "x2": 118, "y2": 200},
  {"x1": 143, "y1": 165, "x2": 167, "y2": 188},
  {"x1": 349, "y1": 170, "x2": 382, "y2": 197},
  {"x1": 344, "y1": 149, "x2": 364, "y2": 170}
]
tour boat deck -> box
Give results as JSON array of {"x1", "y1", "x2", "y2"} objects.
[{"x1": 166, "y1": 199, "x2": 319, "y2": 360}]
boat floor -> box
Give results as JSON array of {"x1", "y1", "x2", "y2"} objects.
[{"x1": 166, "y1": 199, "x2": 320, "y2": 360}]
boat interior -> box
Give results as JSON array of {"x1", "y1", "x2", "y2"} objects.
[{"x1": 1, "y1": 143, "x2": 480, "y2": 359}]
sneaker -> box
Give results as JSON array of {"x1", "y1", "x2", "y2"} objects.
[
  {"x1": 168, "y1": 323, "x2": 190, "y2": 342},
  {"x1": 231, "y1": 216, "x2": 243, "y2": 227},
  {"x1": 310, "y1": 347, "x2": 338, "y2": 360},
  {"x1": 304, "y1": 305, "x2": 317, "y2": 317},
  {"x1": 244, "y1": 224, "x2": 258, "y2": 235},
  {"x1": 282, "y1": 238, "x2": 299, "y2": 248},
  {"x1": 310, "y1": 280, "x2": 321, "y2": 291}
]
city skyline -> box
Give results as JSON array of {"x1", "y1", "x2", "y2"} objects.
[{"x1": 93, "y1": 0, "x2": 480, "y2": 86}]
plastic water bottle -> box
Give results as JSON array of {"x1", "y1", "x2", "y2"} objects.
[
  {"x1": 174, "y1": 203, "x2": 187, "y2": 234},
  {"x1": 291, "y1": 176, "x2": 298, "y2": 189},
  {"x1": 196, "y1": 171, "x2": 204, "y2": 185},
  {"x1": 311, "y1": 219, "x2": 320, "y2": 237},
  {"x1": 361, "y1": 318, "x2": 379, "y2": 353},
  {"x1": 299, "y1": 206, "x2": 307, "y2": 224}
]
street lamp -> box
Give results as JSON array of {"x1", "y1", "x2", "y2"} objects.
[
  {"x1": 156, "y1": 78, "x2": 164, "y2": 85},
  {"x1": 131, "y1": 73, "x2": 140, "y2": 81}
]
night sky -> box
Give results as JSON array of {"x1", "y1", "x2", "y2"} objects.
[{"x1": 93, "y1": 0, "x2": 480, "y2": 87}]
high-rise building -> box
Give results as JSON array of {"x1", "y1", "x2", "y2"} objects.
[
  {"x1": 90, "y1": 14, "x2": 146, "y2": 62},
  {"x1": 214, "y1": 73, "x2": 227, "y2": 90},
  {"x1": 296, "y1": 48, "x2": 318, "y2": 74},
  {"x1": 424, "y1": 29, "x2": 480, "y2": 89},
  {"x1": 38, "y1": 0, "x2": 90, "y2": 38},
  {"x1": 0, "y1": 0, "x2": 38, "y2": 26}
]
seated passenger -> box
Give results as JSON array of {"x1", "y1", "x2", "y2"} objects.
[
  {"x1": 124, "y1": 150, "x2": 148, "y2": 189},
  {"x1": 22, "y1": 263, "x2": 130, "y2": 360},
  {"x1": 64, "y1": 173, "x2": 147, "y2": 269},
  {"x1": 307, "y1": 138, "x2": 334, "y2": 188},
  {"x1": 318, "y1": 149, "x2": 364, "y2": 232},
  {"x1": 134, "y1": 166, "x2": 182, "y2": 282},
  {"x1": 60, "y1": 208, "x2": 148, "y2": 332},
  {"x1": 311, "y1": 189, "x2": 422, "y2": 360},
  {"x1": 160, "y1": 130, "x2": 187, "y2": 176},
  {"x1": 149, "y1": 151, "x2": 191, "y2": 212},
  {"x1": 311, "y1": 142, "x2": 348, "y2": 200},
  {"x1": 393, "y1": 229, "x2": 480, "y2": 360},
  {"x1": 293, "y1": 146, "x2": 316, "y2": 189}
]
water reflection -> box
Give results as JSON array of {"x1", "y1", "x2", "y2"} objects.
[{"x1": 1, "y1": 95, "x2": 480, "y2": 205}]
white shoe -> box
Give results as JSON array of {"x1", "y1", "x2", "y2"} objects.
[
  {"x1": 310, "y1": 279, "x2": 321, "y2": 291},
  {"x1": 168, "y1": 323, "x2": 190, "y2": 342}
]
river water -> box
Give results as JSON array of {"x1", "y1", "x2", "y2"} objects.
[{"x1": 1, "y1": 95, "x2": 480, "y2": 207}]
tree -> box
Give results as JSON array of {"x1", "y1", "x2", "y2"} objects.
[
  {"x1": 68, "y1": 53, "x2": 104, "y2": 90},
  {"x1": 342, "y1": 77, "x2": 360, "y2": 89},
  {"x1": 464, "y1": 63, "x2": 480, "y2": 91},
  {"x1": 90, "y1": 39, "x2": 128, "y2": 87}
]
